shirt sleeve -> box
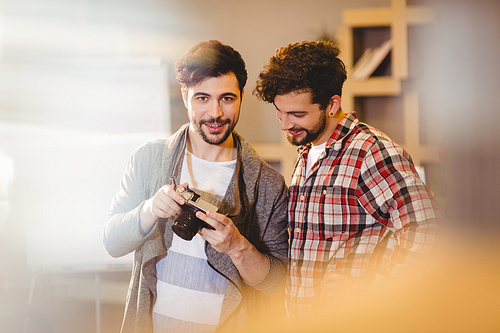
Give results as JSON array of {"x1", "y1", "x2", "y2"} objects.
[{"x1": 353, "y1": 139, "x2": 439, "y2": 278}]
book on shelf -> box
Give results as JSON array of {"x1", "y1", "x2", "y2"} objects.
[
  {"x1": 351, "y1": 39, "x2": 393, "y2": 81},
  {"x1": 350, "y1": 47, "x2": 375, "y2": 80}
]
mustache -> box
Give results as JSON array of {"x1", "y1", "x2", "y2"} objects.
[{"x1": 200, "y1": 117, "x2": 230, "y2": 125}]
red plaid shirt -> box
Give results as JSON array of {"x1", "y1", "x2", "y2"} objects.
[{"x1": 286, "y1": 113, "x2": 439, "y2": 315}]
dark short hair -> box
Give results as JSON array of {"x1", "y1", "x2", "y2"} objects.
[
  {"x1": 254, "y1": 40, "x2": 347, "y2": 110},
  {"x1": 175, "y1": 40, "x2": 247, "y2": 92}
]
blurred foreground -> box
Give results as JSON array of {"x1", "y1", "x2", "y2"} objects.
[{"x1": 254, "y1": 231, "x2": 500, "y2": 333}]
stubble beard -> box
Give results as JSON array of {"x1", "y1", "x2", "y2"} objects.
[
  {"x1": 191, "y1": 116, "x2": 238, "y2": 146},
  {"x1": 287, "y1": 110, "x2": 327, "y2": 146}
]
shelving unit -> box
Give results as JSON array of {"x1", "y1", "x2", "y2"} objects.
[{"x1": 336, "y1": 0, "x2": 440, "y2": 169}]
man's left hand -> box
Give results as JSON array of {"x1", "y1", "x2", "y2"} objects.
[
  {"x1": 196, "y1": 210, "x2": 245, "y2": 256},
  {"x1": 195, "y1": 210, "x2": 269, "y2": 284}
]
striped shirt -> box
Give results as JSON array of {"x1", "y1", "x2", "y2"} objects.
[
  {"x1": 286, "y1": 113, "x2": 439, "y2": 316},
  {"x1": 153, "y1": 234, "x2": 227, "y2": 332},
  {"x1": 153, "y1": 150, "x2": 236, "y2": 332}
]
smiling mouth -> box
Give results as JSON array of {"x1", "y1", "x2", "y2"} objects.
[
  {"x1": 288, "y1": 129, "x2": 304, "y2": 136},
  {"x1": 204, "y1": 122, "x2": 227, "y2": 133}
]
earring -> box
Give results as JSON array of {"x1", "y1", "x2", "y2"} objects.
[{"x1": 329, "y1": 111, "x2": 336, "y2": 117}]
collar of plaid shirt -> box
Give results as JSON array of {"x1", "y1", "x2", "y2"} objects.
[{"x1": 296, "y1": 112, "x2": 359, "y2": 157}]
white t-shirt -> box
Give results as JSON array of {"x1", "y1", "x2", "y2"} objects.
[
  {"x1": 305, "y1": 142, "x2": 326, "y2": 177},
  {"x1": 153, "y1": 150, "x2": 236, "y2": 333}
]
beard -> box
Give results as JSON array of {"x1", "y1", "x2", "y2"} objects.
[
  {"x1": 190, "y1": 115, "x2": 238, "y2": 146},
  {"x1": 287, "y1": 111, "x2": 327, "y2": 146}
]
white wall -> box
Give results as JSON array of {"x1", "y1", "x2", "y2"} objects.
[
  {"x1": 0, "y1": 0, "x2": 389, "y2": 272},
  {"x1": 1, "y1": 59, "x2": 169, "y2": 271},
  {"x1": 0, "y1": 0, "x2": 390, "y2": 141}
]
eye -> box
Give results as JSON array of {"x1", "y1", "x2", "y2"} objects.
[
  {"x1": 221, "y1": 96, "x2": 235, "y2": 102},
  {"x1": 197, "y1": 96, "x2": 208, "y2": 102}
]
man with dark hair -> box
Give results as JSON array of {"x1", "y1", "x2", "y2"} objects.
[
  {"x1": 105, "y1": 40, "x2": 289, "y2": 333},
  {"x1": 255, "y1": 40, "x2": 440, "y2": 317}
]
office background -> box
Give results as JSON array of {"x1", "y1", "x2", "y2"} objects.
[{"x1": 1, "y1": 0, "x2": 499, "y2": 332}]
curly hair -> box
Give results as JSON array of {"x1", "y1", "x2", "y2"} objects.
[
  {"x1": 175, "y1": 40, "x2": 247, "y2": 92},
  {"x1": 254, "y1": 40, "x2": 347, "y2": 110}
]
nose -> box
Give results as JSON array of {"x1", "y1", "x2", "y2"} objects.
[
  {"x1": 208, "y1": 101, "x2": 224, "y2": 119},
  {"x1": 279, "y1": 114, "x2": 291, "y2": 131}
]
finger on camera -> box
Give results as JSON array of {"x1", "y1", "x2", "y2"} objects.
[
  {"x1": 162, "y1": 185, "x2": 185, "y2": 205},
  {"x1": 199, "y1": 211, "x2": 230, "y2": 230},
  {"x1": 168, "y1": 182, "x2": 189, "y2": 192},
  {"x1": 207, "y1": 211, "x2": 229, "y2": 224},
  {"x1": 195, "y1": 211, "x2": 217, "y2": 228},
  {"x1": 156, "y1": 205, "x2": 180, "y2": 219},
  {"x1": 154, "y1": 194, "x2": 179, "y2": 213}
]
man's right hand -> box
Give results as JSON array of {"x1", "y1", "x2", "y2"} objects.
[{"x1": 139, "y1": 182, "x2": 189, "y2": 234}]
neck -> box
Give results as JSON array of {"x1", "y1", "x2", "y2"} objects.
[
  {"x1": 187, "y1": 127, "x2": 236, "y2": 162},
  {"x1": 312, "y1": 110, "x2": 346, "y2": 146}
]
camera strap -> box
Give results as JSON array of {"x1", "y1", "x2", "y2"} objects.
[{"x1": 170, "y1": 128, "x2": 188, "y2": 188}]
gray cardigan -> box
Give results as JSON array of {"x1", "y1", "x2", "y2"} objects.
[{"x1": 104, "y1": 125, "x2": 289, "y2": 333}]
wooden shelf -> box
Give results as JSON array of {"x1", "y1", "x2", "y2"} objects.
[
  {"x1": 343, "y1": 6, "x2": 436, "y2": 27},
  {"x1": 345, "y1": 77, "x2": 402, "y2": 96},
  {"x1": 343, "y1": 8, "x2": 392, "y2": 27},
  {"x1": 338, "y1": 0, "x2": 441, "y2": 176}
]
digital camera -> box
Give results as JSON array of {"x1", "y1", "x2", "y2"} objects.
[{"x1": 172, "y1": 186, "x2": 217, "y2": 241}]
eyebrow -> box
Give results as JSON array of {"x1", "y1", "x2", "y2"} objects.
[
  {"x1": 273, "y1": 102, "x2": 307, "y2": 114},
  {"x1": 220, "y1": 92, "x2": 238, "y2": 98},
  {"x1": 193, "y1": 92, "x2": 238, "y2": 98}
]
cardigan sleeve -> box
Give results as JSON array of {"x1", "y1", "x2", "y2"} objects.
[
  {"x1": 245, "y1": 166, "x2": 289, "y2": 294},
  {"x1": 103, "y1": 141, "x2": 163, "y2": 258}
]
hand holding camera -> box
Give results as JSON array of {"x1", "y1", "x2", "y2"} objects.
[
  {"x1": 170, "y1": 179, "x2": 269, "y2": 284},
  {"x1": 139, "y1": 182, "x2": 185, "y2": 235},
  {"x1": 140, "y1": 178, "x2": 219, "y2": 240},
  {"x1": 171, "y1": 178, "x2": 217, "y2": 241}
]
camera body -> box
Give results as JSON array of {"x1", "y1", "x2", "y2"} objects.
[{"x1": 172, "y1": 186, "x2": 217, "y2": 241}]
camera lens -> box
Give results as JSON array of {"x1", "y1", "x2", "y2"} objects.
[{"x1": 172, "y1": 209, "x2": 201, "y2": 241}]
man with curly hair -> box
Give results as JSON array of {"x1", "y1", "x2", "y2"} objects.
[{"x1": 254, "y1": 40, "x2": 440, "y2": 318}]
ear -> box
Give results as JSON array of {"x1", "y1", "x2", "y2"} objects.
[
  {"x1": 327, "y1": 95, "x2": 341, "y2": 117},
  {"x1": 181, "y1": 87, "x2": 189, "y2": 108},
  {"x1": 240, "y1": 87, "x2": 245, "y2": 100}
]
